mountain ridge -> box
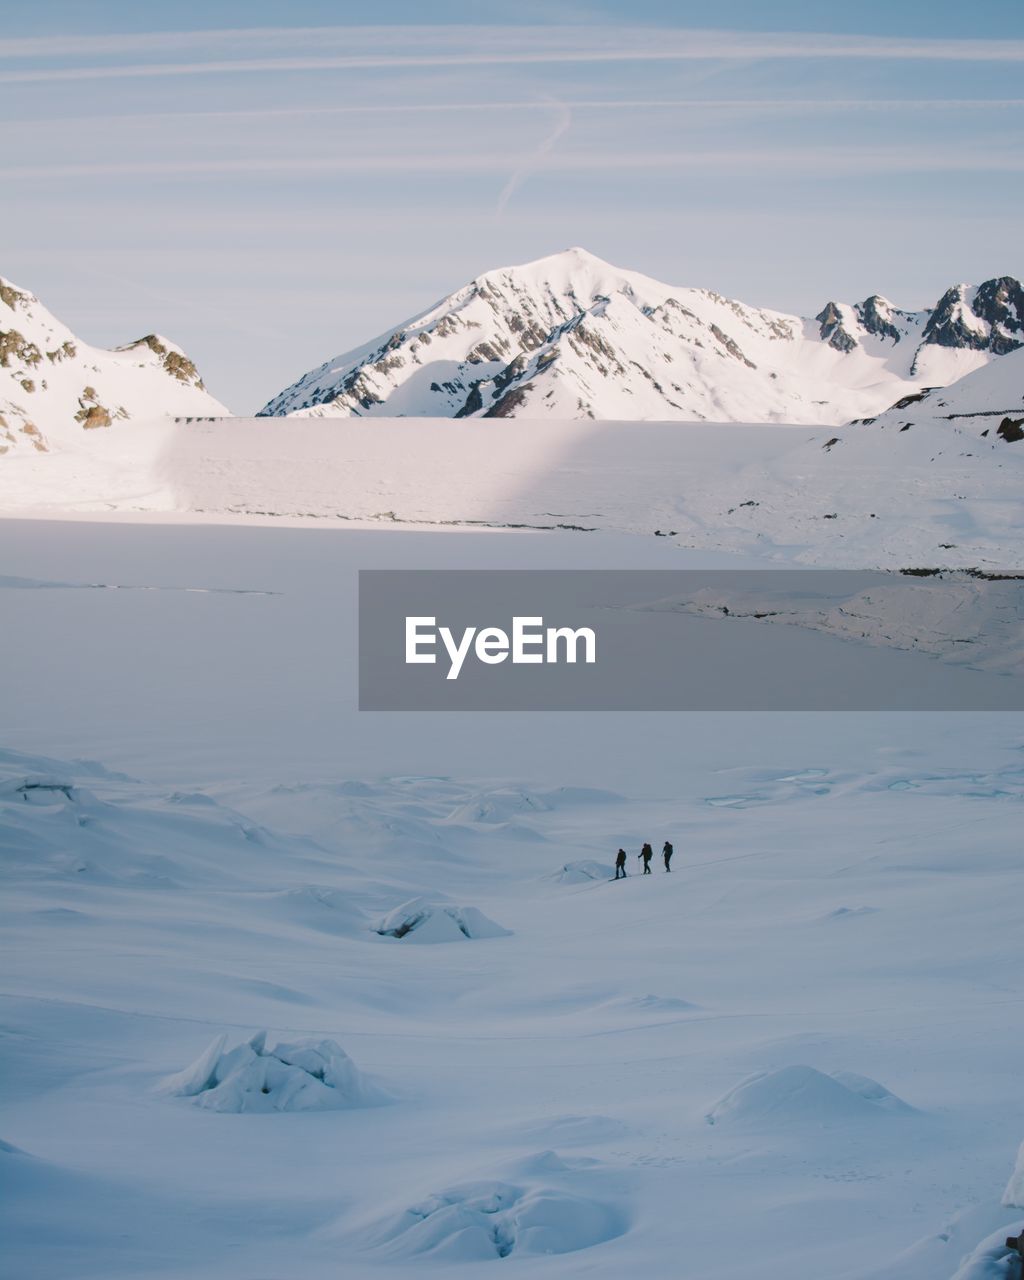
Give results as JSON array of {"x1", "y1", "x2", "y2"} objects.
[{"x1": 260, "y1": 248, "x2": 1022, "y2": 427}]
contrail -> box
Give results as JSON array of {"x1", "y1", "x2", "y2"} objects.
[{"x1": 496, "y1": 100, "x2": 572, "y2": 216}]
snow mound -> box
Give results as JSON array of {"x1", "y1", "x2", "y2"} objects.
[
  {"x1": 373, "y1": 897, "x2": 511, "y2": 943},
  {"x1": 950, "y1": 1223, "x2": 1024, "y2": 1279},
  {"x1": 0, "y1": 751, "x2": 329, "y2": 888},
  {"x1": 706, "y1": 1065, "x2": 911, "y2": 1127},
  {"x1": 1003, "y1": 1139, "x2": 1024, "y2": 1208},
  {"x1": 598, "y1": 994, "x2": 697, "y2": 1016},
  {"x1": 556, "y1": 860, "x2": 614, "y2": 884},
  {"x1": 499, "y1": 1150, "x2": 600, "y2": 1177},
  {"x1": 0, "y1": 774, "x2": 80, "y2": 805},
  {"x1": 372, "y1": 1179, "x2": 625, "y2": 1261},
  {"x1": 445, "y1": 788, "x2": 553, "y2": 825},
  {"x1": 160, "y1": 1030, "x2": 387, "y2": 1112},
  {"x1": 253, "y1": 885, "x2": 367, "y2": 937}
]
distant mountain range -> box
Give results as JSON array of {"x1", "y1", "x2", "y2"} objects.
[
  {"x1": 260, "y1": 248, "x2": 1023, "y2": 426},
  {"x1": 2, "y1": 252, "x2": 1021, "y2": 455},
  {"x1": 0, "y1": 276, "x2": 226, "y2": 455}
]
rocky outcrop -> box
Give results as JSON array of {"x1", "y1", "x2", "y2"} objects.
[
  {"x1": 855, "y1": 295, "x2": 903, "y2": 344},
  {"x1": 972, "y1": 276, "x2": 1024, "y2": 354},
  {"x1": 74, "y1": 388, "x2": 112, "y2": 429},
  {"x1": 0, "y1": 329, "x2": 42, "y2": 369},
  {"x1": 921, "y1": 278, "x2": 1024, "y2": 354},
  {"x1": 996, "y1": 416, "x2": 1024, "y2": 443},
  {"x1": 815, "y1": 303, "x2": 858, "y2": 353},
  {"x1": 117, "y1": 334, "x2": 207, "y2": 387}
]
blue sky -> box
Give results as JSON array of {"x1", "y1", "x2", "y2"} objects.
[{"x1": 4, "y1": 1, "x2": 1023, "y2": 411}]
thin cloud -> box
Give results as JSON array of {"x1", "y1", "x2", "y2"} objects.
[
  {"x1": 9, "y1": 145, "x2": 1021, "y2": 181},
  {"x1": 2, "y1": 27, "x2": 1024, "y2": 83},
  {"x1": 13, "y1": 99, "x2": 1024, "y2": 133},
  {"x1": 496, "y1": 101, "x2": 573, "y2": 216}
]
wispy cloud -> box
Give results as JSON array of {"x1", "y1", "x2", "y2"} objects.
[
  {"x1": 15, "y1": 99, "x2": 1024, "y2": 133},
  {"x1": 496, "y1": 101, "x2": 573, "y2": 216},
  {"x1": 2, "y1": 26, "x2": 1023, "y2": 84},
  {"x1": 9, "y1": 145, "x2": 1021, "y2": 182}
]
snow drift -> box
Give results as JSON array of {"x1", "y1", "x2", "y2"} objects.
[
  {"x1": 705, "y1": 1065, "x2": 912, "y2": 1127},
  {"x1": 556, "y1": 860, "x2": 614, "y2": 884},
  {"x1": 1004, "y1": 1139, "x2": 1024, "y2": 1209},
  {"x1": 940, "y1": 1140, "x2": 1024, "y2": 1278},
  {"x1": 160, "y1": 1030, "x2": 387, "y2": 1112},
  {"x1": 373, "y1": 897, "x2": 511, "y2": 943},
  {"x1": 949, "y1": 1223, "x2": 1024, "y2": 1280},
  {"x1": 369, "y1": 1178, "x2": 626, "y2": 1261}
]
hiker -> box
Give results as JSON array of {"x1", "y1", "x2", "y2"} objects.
[
  {"x1": 640, "y1": 843, "x2": 653, "y2": 874},
  {"x1": 663, "y1": 840, "x2": 673, "y2": 872},
  {"x1": 615, "y1": 848, "x2": 627, "y2": 879}
]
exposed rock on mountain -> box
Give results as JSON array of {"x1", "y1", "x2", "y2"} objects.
[
  {"x1": 261, "y1": 249, "x2": 1021, "y2": 426},
  {"x1": 855, "y1": 295, "x2": 903, "y2": 344},
  {"x1": 815, "y1": 301, "x2": 858, "y2": 353},
  {"x1": 0, "y1": 276, "x2": 228, "y2": 455},
  {"x1": 921, "y1": 277, "x2": 1024, "y2": 355}
]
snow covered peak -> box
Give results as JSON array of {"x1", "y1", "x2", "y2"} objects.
[
  {"x1": 486, "y1": 245, "x2": 609, "y2": 276},
  {"x1": 258, "y1": 248, "x2": 807, "y2": 422},
  {"x1": 0, "y1": 274, "x2": 228, "y2": 455},
  {"x1": 921, "y1": 276, "x2": 1024, "y2": 356},
  {"x1": 262, "y1": 252, "x2": 1022, "y2": 425},
  {"x1": 483, "y1": 245, "x2": 622, "y2": 280},
  {"x1": 854, "y1": 295, "x2": 903, "y2": 344}
]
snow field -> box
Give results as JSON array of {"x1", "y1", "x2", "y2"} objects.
[
  {"x1": 0, "y1": 517, "x2": 1022, "y2": 1277},
  {"x1": 2, "y1": 739, "x2": 1023, "y2": 1278},
  {"x1": 5, "y1": 413, "x2": 1021, "y2": 572}
]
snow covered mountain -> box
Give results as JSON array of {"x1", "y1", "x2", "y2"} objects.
[
  {"x1": 0, "y1": 275, "x2": 228, "y2": 456},
  {"x1": 858, "y1": 345, "x2": 1024, "y2": 439},
  {"x1": 260, "y1": 249, "x2": 1022, "y2": 426}
]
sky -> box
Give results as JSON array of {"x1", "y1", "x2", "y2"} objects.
[{"x1": 3, "y1": 1, "x2": 1023, "y2": 413}]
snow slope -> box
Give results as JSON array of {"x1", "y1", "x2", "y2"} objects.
[
  {"x1": 0, "y1": 275, "x2": 228, "y2": 455},
  {"x1": 260, "y1": 249, "x2": 1021, "y2": 425},
  {"x1": 859, "y1": 345, "x2": 1024, "y2": 437}
]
